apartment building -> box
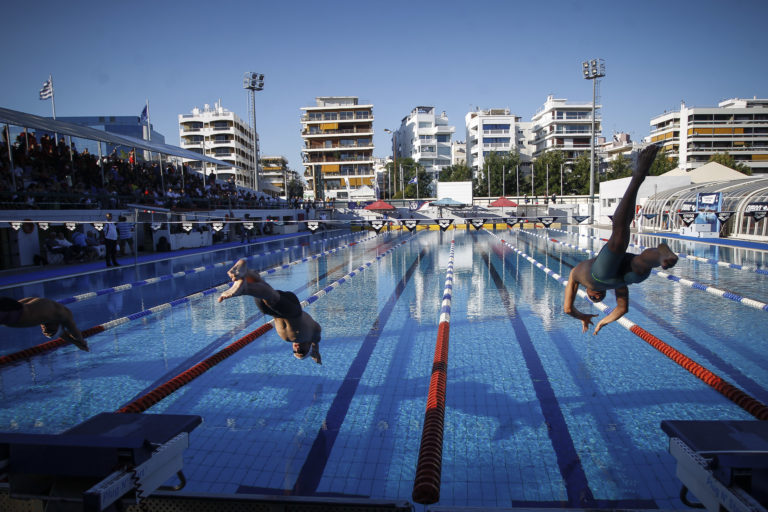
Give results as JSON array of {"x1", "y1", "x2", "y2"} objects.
[
  {"x1": 178, "y1": 101, "x2": 256, "y2": 188},
  {"x1": 649, "y1": 98, "x2": 768, "y2": 174},
  {"x1": 465, "y1": 108, "x2": 532, "y2": 175},
  {"x1": 300, "y1": 97, "x2": 374, "y2": 201},
  {"x1": 530, "y1": 95, "x2": 600, "y2": 164},
  {"x1": 261, "y1": 155, "x2": 298, "y2": 199},
  {"x1": 394, "y1": 106, "x2": 455, "y2": 180},
  {"x1": 451, "y1": 140, "x2": 466, "y2": 165}
]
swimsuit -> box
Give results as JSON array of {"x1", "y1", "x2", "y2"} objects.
[
  {"x1": 256, "y1": 290, "x2": 303, "y2": 319},
  {"x1": 0, "y1": 297, "x2": 23, "y2": 325},
  {"x1": 590, "y1": 245, "x2": 650, "y2": 289}
]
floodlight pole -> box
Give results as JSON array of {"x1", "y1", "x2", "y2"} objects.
[
  {"x1": 244, "y1": 72, "x2": 265, "y2": 193},
  {"x1": 384, "y1": 128, "x2": 396, "y2": 199},
  {"x1": 583, "y1": 58, "x2": 605, "y2": 224}
]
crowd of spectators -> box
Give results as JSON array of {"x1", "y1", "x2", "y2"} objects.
[{"x1": 0, "y1": 130, "x2": 321, "y2": 211}]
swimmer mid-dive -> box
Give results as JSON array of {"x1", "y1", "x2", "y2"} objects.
[
  {"x1": 218, "y1": 259, "x2": 322, "y2": 364},
  {"x1": 563, "y1": 143, "x2": 678, "y2": 335},
  {"x1": 0, "y1": 297, "x2": 89, "y2": 351}
]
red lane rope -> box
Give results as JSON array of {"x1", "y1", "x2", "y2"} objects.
[
  {"x1": 116, "y1": 323, "x2": 274, "y2": 413},
  {"x1": 0, "y1": 326, "x2": 105, "y2": 366},
  {"x1": 413, "y1": 322, "x2": 450, "y2": 504},
  {"x1": 629, "y1": 325, "x2": 768, "y2": 420}
]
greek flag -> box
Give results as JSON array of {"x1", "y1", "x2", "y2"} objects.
[
  {"x1": 39, "y1": 78, "x2": 53, "y2": 100},
  {"x1": 408, "y1": 176, "x2": 417, "y2": 185},
  {"x1": 140, "y1": 105, "x2": 148, "y2": 124}
]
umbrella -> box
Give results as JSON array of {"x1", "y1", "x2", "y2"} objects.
[
  {"x1": 489, "y1": 197, "x2": 518, "y2": 208},
  {"x1": 364, "y1": 200, "x2": 396, "y2": 211}
]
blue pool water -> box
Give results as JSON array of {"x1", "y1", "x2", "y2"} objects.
[{"x1": 1, "y1": 227, "x2": 767, "y2": 509}]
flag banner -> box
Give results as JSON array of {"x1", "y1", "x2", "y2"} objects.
[
  {"x1": 753, "y1": 211, "x2": 767, "y2": 222},
  {"x1": 681, "y1": 201, "x2": 697, "y2": 213},
  {"x1": 716, "y1": 212, "x2": 734, "y2": 223},
  {"x1": 39, "y1": 78, "x2": 52, "y2": 100},
  {"x1": 150, "y1": 222, "x2": 162, "y2": 231},
  {"x1": 212, "y1": 222, "x2": 224, "y2": 232},
  {"x1": 436, "y1": 218, "x2": 453, "y2": 232},
  {"x1": 506, "y1": 217, "x2": 523, "y2": 227},
  {"x1": 306, "y1": 221, "x2": 319, "y2": 233},
  {"x1": 745, "y1": 202, "x2": 768, "y2": 221},
  {"x1": 538, "y1": 216, "x2": 556, "y2": 227},
  {"x1": 470, "y1": 219, "x2": 485, "y2": 230},
  {"x1": 38, "y1": 222, "x2": 49, "y2": 231},
  {"x1": 642, "y1": 213, "x2": 658, "y2": 220},
  {"x1": 92, "y1": 222, "x2": 103, "y2": 231},
  {"x1": 369, "y1": 220, "x2": 384, "y2": 233},
  {"x1": 242, "y1": 222, "x2": 254, "y2": 231},
  {"x1": 10, "y1": 222, "x2": 21, "y2": 231},
  {"x1": 65, "y1": 222, "x2": 77, "y2": 231},
  {"x1": 403, "y1": 219, "x2": 419, "y2": 232},
  {"x1": 182, "y1": 222, "x2": 193, "y2": 232},
  {"x1": 408, "y1": 176, "x2": 417, "y2": 185},
  {"x1": 573, "y1": 215, "x2": 590, "y2": 224},
  {"x1": 409, "y1": 200, "x2": 421, "y2": 210},
  {"x1": 140, "y1": 105, "x2": 148, "y2": 124},
  {"x1": 679, "y1": 212, "x2": 698, "y2": 226}
]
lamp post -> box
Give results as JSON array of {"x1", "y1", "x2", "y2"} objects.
[
  {"x1": 582, "y1": 58, "x2": 604, "y2": 224},
  {"x1": 384, "y1": 128, "x2": 396, "y2": 200},
  {"x1": 243, "y1": 72, "x2": 264, "y2": 192}
]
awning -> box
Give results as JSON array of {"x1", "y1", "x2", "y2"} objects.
[{"x1": 0, "y1": 106, "x2": 240, "y2": 169}]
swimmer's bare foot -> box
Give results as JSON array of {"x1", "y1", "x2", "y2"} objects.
[
  {"x1": 658, "y1": 243, "x2": 678, "y2": 269},
  {"x1": 634, "y1": 144, "x2": 660, "y2": 179},
  {"x1": 218, "y1": 278, "x2": 247, "y2": 302},
  {"x1": 310, "y1": 342, "x2": 322, "y2": 365}
]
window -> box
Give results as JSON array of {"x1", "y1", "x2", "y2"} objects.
[
  {"x1": 419, "y1": 122, "x2": 432, "y2": 129},
  {"x1": 437, "y1": 134, "x2": 450, "y2": 143},
  {"x1": 324, "y1": 113, "x2": 338, "y2": 121},
  {"x1": 339, "y1": 111, "x2": 354, "y2": 120},
  {"x1": 355, "y1": 111, "x2": 369, "y2": 119},
  {"x1": 308, "y1": 112, "x2": 322, "y2": 121}
]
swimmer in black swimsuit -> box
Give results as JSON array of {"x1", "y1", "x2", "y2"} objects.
[
  {"x1": 0, "y1": 297, "x2": 88, "y2": 351},
  {"x1": 563, "y1": 144, "x2": 678, "y2": 335},
  {"x1": 218, "y1": 259, "x2": 322, "y2": 364}
]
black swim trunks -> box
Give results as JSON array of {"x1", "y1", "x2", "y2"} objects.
[
  {"x1": 256, "y1": 290, "x2": 302, "y2": 319},
  {"x1": 590, "y1": 245, "x2": 650, "y2": 288},
  {"x1": 0, "y1": 297, "x2": 23, "y2": 325}
]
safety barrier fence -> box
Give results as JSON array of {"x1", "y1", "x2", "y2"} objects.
[
  {"x1": 56, "y1": 231, "x2": 374, "y2": 305},
  {"x1": 116, "y1": 236, "x2": 417, "y2": 414},
  {"x1": 550, "y1": 227, "x2": 768, "y2": 276},
  {"x1": 521, "y1": 228, "x2": 768, "y2": 313},
  {"x1": 0, "y1": 232, "x2": 393, "y2": 367},
  {"x1": 412, "y1": 235, "x2": 455, "y2": 504},
  {"x1": 485, "y1": 230, "x2": 768, "y2": 421}
]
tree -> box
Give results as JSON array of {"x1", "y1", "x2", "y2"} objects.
[
  {"x1": 565, "y1": 152, "x2": 591, "y2": 195},
  {"x1": 531, "y1": 150, "x2": 566, "y2": 197},
  {"x1": 474, "y1": 151, "x2": 522, "y2": 197},
  {"x1": 649, "y1": 147, "x2": 677, "y2": 176},
  {"x1": 286, "y1": 178, "x2": 304, "y2": 199},
  {"x1": 439, "y1": 163, "x2": 472, "y2": 182},
  {"x1": 384, "y1": 157, "x2": 419, "y2": 199},
  {"x1": 708, "y1": 152, "x2": 752, "y2": 175},
  {"x1": 606, "y1": 154, "x2": 632, "y2": 179}
]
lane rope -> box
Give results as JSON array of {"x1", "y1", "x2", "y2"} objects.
[
  {"x1": 0, "y1": 232, "x2": 398, "y2": 367},
  {"x1": 520, "y1": 228, "x2": 768, "y2": 313},
  {"x1": 116, "y1": 235, "x2": 418, "y2": 414},
  {"x1": 485, "y1": 229, "x2": 768, "y2": 421},
  {"x1": 56, "y1": 232, "x2": 373, "y2": 305},
  {"x1": 413, "y1": 234, "x2": 455, "y2": 504}
]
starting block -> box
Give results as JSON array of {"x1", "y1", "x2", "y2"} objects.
[
  {"x1": 662, "y1": 420, "x2": 768, "y2": 512},
  {"x1": 0, "y1": 412, "x2": 201, "y2": 511}
]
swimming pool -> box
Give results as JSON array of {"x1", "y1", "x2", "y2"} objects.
[{"x1": 1, "y1": 226, "x2": 766, "y2": 509}]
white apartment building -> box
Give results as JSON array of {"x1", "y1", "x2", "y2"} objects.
[
  {"x1": 648, "y1": 98, "x2": 768, "y2": 174},
  {"x1": 451, "y1": 140, "x2": 466, "y2": 165},
  {"x1": 465, "y1": 108, "x2": 532, "y2": 175},
  {"x1": 261, "y1": 156, "x2": 298, "y2": 199},
  {"x1": 300, "y1": 97, "x2": 375, "y2": 201},
  {"x1": 394, "y1": 106, "x2": 455, "y2": 180},
  {"x1": 178, "y1": 101, "x2": 256, "y2": 188},
  {"x1": 530, "y1": 95, "x2": 600, "y2": 164}
]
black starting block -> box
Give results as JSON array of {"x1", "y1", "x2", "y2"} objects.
[
  {"x1": 0, "y1": 412, "x2": 201, "y2": 511},
  {"x1": 661, "y1": 420, "x2": 768, "y2": 512}
]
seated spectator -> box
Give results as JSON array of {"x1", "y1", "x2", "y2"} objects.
[
  {"x1": 72, "y1": 229, "x2": 98, "y2": 261},
  {"x1": 45, "y1": 231, "x2": 73, "y2": 263}
]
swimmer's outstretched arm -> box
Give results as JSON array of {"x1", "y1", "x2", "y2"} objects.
[{"x1": 592, "y1": 287, "x2": 628, "y2": 335}]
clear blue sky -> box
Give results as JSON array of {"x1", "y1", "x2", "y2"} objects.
[{"x1": 2, "y1": 0, "x2": 766, "y2": 172}]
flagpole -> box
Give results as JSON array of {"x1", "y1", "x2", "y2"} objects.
[{"x1": 50, "y1": 74, "x2": 58, "y2": 143}]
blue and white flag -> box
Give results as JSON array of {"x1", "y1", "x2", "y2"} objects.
[
  {"x1": 140, "y1": 105, "x2": 148, "y2": 124},
  {"x1": 39, "y1": 78, "x2": 53, "y2": 100},
  {"x1": 408, "y1": 176, "x2": 417, "y2": 185}
]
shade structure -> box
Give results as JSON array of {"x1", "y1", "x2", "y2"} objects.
[
  {"x1": 364, "y1": 200, "x2": 396, "y2": 211},
  {"x1": 431, "y1": 197, "x2": 465, "y2": 207},
  {"x1": 489, "y1": 197, "x2": 518, "y2": 207}
]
